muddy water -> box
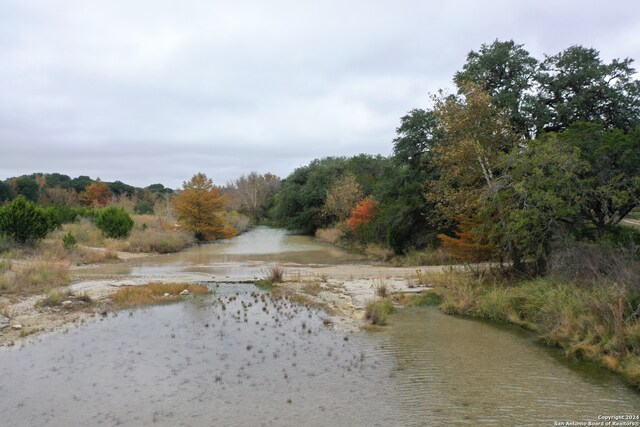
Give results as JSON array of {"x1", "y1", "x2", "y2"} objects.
[
  {"x1": 74, "y1": 226, "x2": 366, "y2": 282},
  {"x1": 1, "y1": 228, "x2": 639, "y2": 426}
]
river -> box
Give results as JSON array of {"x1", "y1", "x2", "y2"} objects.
[{"x1": 0, "y1": 227, "x2": 638, "y2": 426}]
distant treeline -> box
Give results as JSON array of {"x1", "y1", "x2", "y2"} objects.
[
  {"x1": 269, "y1": 40, "x2": 640, "y2": 274},
  {"x1": 0, "y1": 173, "x2": 173, "y2": 215}
]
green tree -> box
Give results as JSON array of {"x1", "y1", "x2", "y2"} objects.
[
  {"x1": 95, "y1": 207, "x2": 134, "y2": 239},
  {"x1": 556, "y1": 123, "x2": 640, "y2": 235},
  {"x1": 455, "y1": 39, "x2": 538, "y2": 138},
  {"x1": 0, "y1": 180, "x2": 15, "y2": 203},
  {"x1": 375, "y1": 109, "x2": 442, "y2": 253},
  {"x1": 531, "y1": 46, "x2": 640, "y2": 135},
  {"x1": 15, "y1": 176, "x2": 39, "y2": 202},
  {"x1": 488, "y1": 138, "x2": 586, "y2": 272},
  {"x1": 0, "y1": 196, "x2": 51, "y2": 243}
]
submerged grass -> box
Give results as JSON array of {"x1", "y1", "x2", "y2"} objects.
[
  {"x1": 431, "y1": 268, "x2": 640, "y2": 388},
  {"x1": 365, "y1": 298, "x2": 395, "y2": 326},
  {"x1": 110, "y1": 283, "x2": 209, "y2": 309}
]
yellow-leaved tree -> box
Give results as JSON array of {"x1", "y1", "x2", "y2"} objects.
[{"x1": 172, "y1": 173, "x2": 236, "y2": 241}]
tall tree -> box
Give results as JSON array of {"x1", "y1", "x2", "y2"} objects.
[
  {"x1": 14, "y1": 176, "x2": 39, "y2": 202},
  {"x1": 226, "y1": 172, "x2": 281, "y2": 221},
  {"x1": 80, "y1": 181, "x2": 113, "y2": 207},
  {"x1": 172, "y1": 173, "x2": 230, "y2": 241},
  {"x1": 557, "y1": 123, "x2": 640, "y2": 234},
  {"x1": 324, "y1": 173, "x2": 363, "y2": 222},
  {"x1": 488, "y1": 137, "x2": 586, "y2": 272},
  {"x1": 531, "y1": 45, "x2": 640, "y2": 135},
  {"x1": 455, "y1": 39, "x2": 538, "y2": 138},
  {"x1": 375, "y1": 109, "x2": 442, "y2": 253},
  {"x1": 430, "y1": 83, "x2": 517, "y2": 218},
  {"x1": 430, "y1": 83, "x2": 521, "y2": 267}
]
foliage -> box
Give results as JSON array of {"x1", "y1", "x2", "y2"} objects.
[
  {"x1": 62, "y1": 232, "x2": 77, "y2": 250},
  {"x1": 95, "y1": 206, "x2": 134, "y2": 239},
  {"x1": 80, "y1": 181, "x2": 113, "y2": 207},
  {"x1": 531, "y1": 46, "x2": 640, "y2": 135},
  {"x1": 488, "y1": 138, "x2": 587, "y2": 271},
  {"x1": 324, "y1": 173, "x2": 363, "y2": 222},
  {"x1": 364, "y1": 299, "x2": 394, "y2": 326},
  {"x1": 431, "y1": 83, "x2": 517, "y2": 218},
  {"x1": 347, "y1": 197, "x2": 376, "y2": 230},
  {"x1": 555, "y1": 123, "x2": 640, "y2": 234},
  {"x1": 272, "y1": 155, "x2": 387, "y2": 233},
  {"x1": 0, "y1": 196, "x2": 51, "y2": 243},
  {"x1": 172, "y1": 173, "x2": 231, "y2": 241},
  {"x1": 15, "y1": 176, "x2": 39, "y2": 202},
  {"x1": 0, "y1": 180, "x2": 15, "y2": 203},
  {"x1": 454, "y1": 39, "x2": 538, "y2": 138},
  {"x1": 224, "y1": 172, "x2": 280, "y2": 221},
  {"x1": 438, "y1": 214, "x2": 496, "y2": 262}
]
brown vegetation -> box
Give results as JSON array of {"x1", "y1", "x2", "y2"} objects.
[
  {"x1": 109, "y1": 283, "x2": 209, "y2": 309},
  {"x1": 0, "y1": 258, "x2": 70, "y2": 295}
]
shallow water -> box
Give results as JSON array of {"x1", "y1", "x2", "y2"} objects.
[
  {"x1": 75, "y1": 226, "x2": 366, "y2": 281},
  {"x1": 2, "y1": 228, "x2": 639, "y2": 426}
]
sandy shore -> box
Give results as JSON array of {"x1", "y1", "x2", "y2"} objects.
[{"x1": 0, "y1": 258, "x2": 445, "y2": 346}]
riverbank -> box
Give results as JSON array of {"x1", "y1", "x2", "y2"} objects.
[
  {"x1": 428, "y1": 268, "x2": 640, "y2": 389},
  {"x1": 0, "y1": 255, "x2": 444, "y2": 346}
]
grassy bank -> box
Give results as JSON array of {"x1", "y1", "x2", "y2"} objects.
[{"x1": 428, "y1": 269, "x2": 640, "y2": 388}]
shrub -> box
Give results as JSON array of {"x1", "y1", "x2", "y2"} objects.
[
  {"x1": 62, "y1": 232, "x2": 77, "y2": 250},
  {"x1": 95, "y1": 207, "x2": 134, "y2": 239},
  {"x1": 365, "y1": 299, "x2": 394, "y2": 325},
  {"x1": 0, "y1": 196, "x2": 51, "y2": 243}
]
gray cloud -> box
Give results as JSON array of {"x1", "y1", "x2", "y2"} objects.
[{"x1": 1, "y1": 0, "x2": 639, "y2": 188}]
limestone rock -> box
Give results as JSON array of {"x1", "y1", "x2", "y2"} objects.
[
  {"x1": 0, "y1": 314, "x2": 9, "y2": 330},
  {"x1": 180, "y1": 289, "x2": 190, "y2": 296}
]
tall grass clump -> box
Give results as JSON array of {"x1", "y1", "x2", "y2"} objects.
[
  {"x1": 255, "y1": 264, "x2": 284, "y2": 289},
  {"x1": 110, "y1": 283, "x2": 209, "y2": 309},
  {"x1": 365, "y1": 298, "x2": 394, "y2": 326},
  {"x1": 0, "y1": 259, "x2": 70, "y2": 295}
]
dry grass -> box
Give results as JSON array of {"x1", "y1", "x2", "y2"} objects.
[
  {"x1": 46, "y1": 214, "x2": 193, "y2": 258},
  {"x1": 256, "y1": 264, "x2": 284, "y2": 289},
  {"x1": 315, "y1": 227, "x2": 342, "y2": 244},
  {"x1": 393, "y1": 247, "x2": 452, "y2": 266},
  {"x1": 373, "y1": 278, "x2": 389, "y2": 298},
  {"x1": 0, "y1": 258, "x2": 70, "y2": 295},
  {"x1": 363, "y1": 244, "x2": 394, "y2": 261},
  {"x1": 110, "y1": 283, "x2": 209, "y2": 309},
  {"x1": 301, "y1": 282, "x2": 322, "y2": 296}
]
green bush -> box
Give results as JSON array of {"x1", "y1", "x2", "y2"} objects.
[
  {"x1": 95, "y1": 207, "x2": 134, "y2": 239},
  {"x1": 133, "y1": 200, "x2": 154, "y2": 215},
  {"x1": 0, "y1": 196, "x2": 51, "y2": 243},
  {"x1": 365, "y1": 299, "x2": 395, "y2": 325},
  {"x1": 62, "y1": 232, "x2": 77, "y2": 249}
]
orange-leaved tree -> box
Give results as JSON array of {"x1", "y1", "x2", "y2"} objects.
[
  {"x1": 172, "y1": 173, "x2": 235, "y2": 241},
  {"x1": 347, "y1": 197, "x2": 377, "y2": 240},
  {"x1": 80, "y1": 181, "x2": 113, "y2": 207},
  {"x1": 437, "y1": 214, "x2": 496, "y2": 262}
]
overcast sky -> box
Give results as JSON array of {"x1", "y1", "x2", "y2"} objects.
[{"x1": 1, "y1": 0, "x2": 639, "y2": 189}]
